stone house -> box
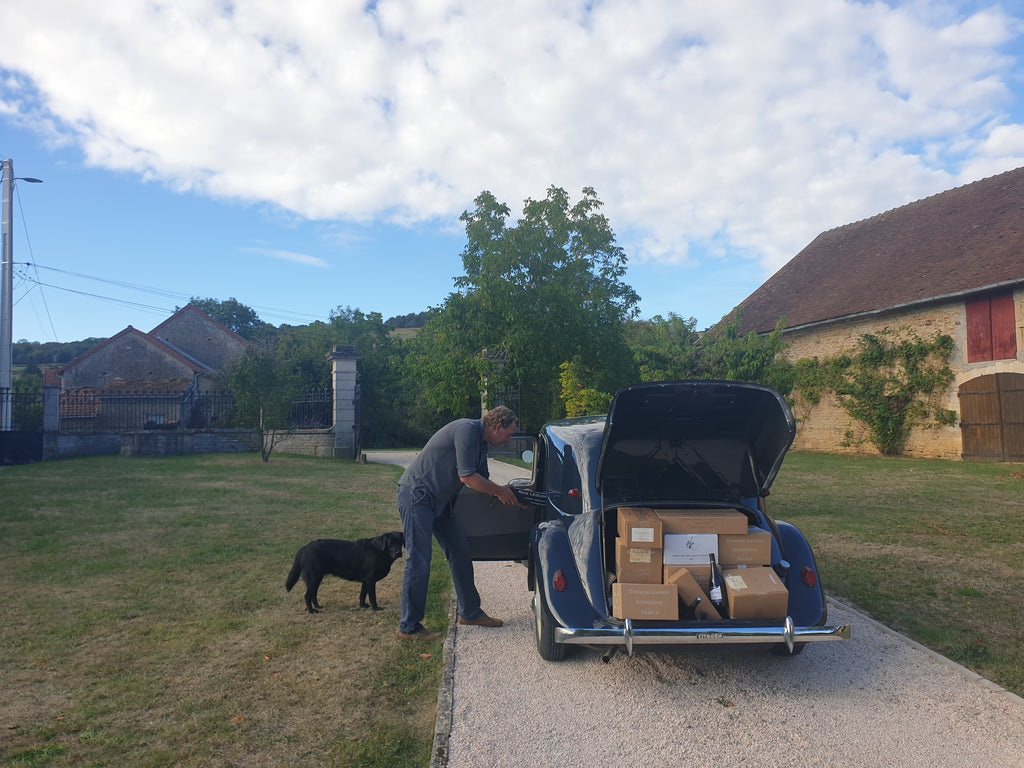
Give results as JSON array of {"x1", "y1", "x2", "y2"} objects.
[
  {"x1": 729, "y1": 166, "x2": 1024, "y2": 461},
  {"x1": 56, "y1": 305, "x2": 249, "y2": 429}
]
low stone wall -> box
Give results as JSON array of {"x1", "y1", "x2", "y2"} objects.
[
  {"x1": 272, "y1": 429, "x2": 337, "y2": 458},
  {"x1": 45, "y1": 428, "x2": 347, "y2": 460},
  {"x1": 120, "y1": 430, "x2": 260, "y2": 457},
  {"x1": 44, "y1": 432, "x2": 122, "y2": 461}
]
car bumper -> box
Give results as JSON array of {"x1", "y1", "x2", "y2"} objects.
[{"x1": 554, "y1": 616, "x2": 851, "y2": 655}]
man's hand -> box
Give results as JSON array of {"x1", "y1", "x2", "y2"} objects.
[
  {"x1": 491, "y1": 484, "x2": 519, "y2": 506},
  {"x1": 464, "y1": 473, "x2": 524, "y2": 507},
  {"x1": 460, "y1": 473, "x2": 523, "y2": 506}
]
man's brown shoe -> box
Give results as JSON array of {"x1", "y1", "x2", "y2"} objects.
[
  {"x1": 396, "y1": 627, "x2": 440, "y2": 641},
  {"x1": 458, "y1": 612, "x2": 503, "y2": 628}
]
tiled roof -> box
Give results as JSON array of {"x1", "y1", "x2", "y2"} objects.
[{"x1": 729, "y1": 166, "x2": 1024, "y2": 335}]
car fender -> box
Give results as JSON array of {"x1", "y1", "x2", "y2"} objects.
[
  {"x1": 775, "y1": 520, "x2": 828, "y2": 626},
  {"x1": 532, "y1": 521, "x2": 599, "y2": 629}
]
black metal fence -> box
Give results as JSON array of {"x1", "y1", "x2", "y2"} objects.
[
  {"x1": 58, "y1": 388, "x2": 331, "y2": 433},
  {"x1": 1, "y1": 387, "x2": 43, "y2": 431},
  {"x1": 288, "y1": 386, "x2": 332, "y2": 429}
]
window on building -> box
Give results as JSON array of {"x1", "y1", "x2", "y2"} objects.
[{"x1": 966, "y1": 291, "x2": 1017, "y2": 363}]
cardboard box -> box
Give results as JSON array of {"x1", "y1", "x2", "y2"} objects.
[
  {"x1": 612, "y1": 582, "x2": 679, "y2": 620},
  {"x1": 615, "y1": 538, "x2": 663, "y2": 584},
  {"x1": 657, "y1": 509, "x2": 748, "y2": 535},
  {"x1": 617, "y1": 507, "x2": 662, "y2": 548},
  {"x1": 723, "y1": 567, "x2": 789, "y2": 619},
  {"x1": 664, "y1": 567, "x2": 721, "y2": 620},
  {"x1": 718, "y1": 528, "x2": 772, "y2": 567},
  {"x1": 663, "y1": 533, "x2": 718, "y2": 566},
  {"x1": 664, "y1": 564, "x2": 711, "y2": 591}
]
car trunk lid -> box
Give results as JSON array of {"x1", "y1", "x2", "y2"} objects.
[{"x1": 595, "y1": 380, "x2": 795, "y2": 506}]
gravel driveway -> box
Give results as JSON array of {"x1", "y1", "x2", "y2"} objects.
[{"x1": 366, "y1": 452, "x2": 1024, "y2": 768}]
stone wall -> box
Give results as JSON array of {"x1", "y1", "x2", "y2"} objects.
[
  {"x1": 783, "y1": 288, "x2": 1024, "y2": 459},
  {"x1": 120, "y1": 430, "x2": 260, "y2": 457},
  {"x1": 272, "y1": 429, "x2": 336, "y2": 458},
  {"x1": 45, "y1": 428, "x2": 334, "y2": 460}
]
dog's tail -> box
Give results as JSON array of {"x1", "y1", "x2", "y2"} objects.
[{"x1": 285, "y1": 550, "x2": 302, "y2": 592}]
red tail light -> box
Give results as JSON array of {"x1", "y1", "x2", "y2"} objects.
[
  {"x1": 568, "y1": 489, "x2": 580, "y2": 498},
  {"x1": 553, "y1": 569, "x2": 567, "y2": 592},
  {"x1": 801, "y1": 565, "x2": 818, "y2": 588}
]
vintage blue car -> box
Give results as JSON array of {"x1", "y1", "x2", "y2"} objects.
[{"x1": 454, "y1": 380, "x2": 851, "y2": 661}]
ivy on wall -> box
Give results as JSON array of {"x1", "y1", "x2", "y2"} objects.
[{"x1": 793, "y1": 328, "x2": 958, "y2": 456}]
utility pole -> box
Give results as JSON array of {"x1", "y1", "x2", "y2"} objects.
[{"x1": 1, "y1": 158, "x2": 43, "y2": 431}]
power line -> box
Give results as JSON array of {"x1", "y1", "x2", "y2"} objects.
[{"x1": 19, "y1": 262, "x2": 330, "y2": 327}]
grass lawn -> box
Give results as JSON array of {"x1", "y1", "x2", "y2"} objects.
[
  {"x1": 0, "y1": 454, "x2": 448, "y2": 768},
  {"x1": 769, "y1": 452, "x2": 1024, "y2": 696},
  {"x1": 2, "y1": 450, "x2": 1022, "y2": 767}
]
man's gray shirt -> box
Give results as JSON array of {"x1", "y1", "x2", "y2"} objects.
[{"x1": 399, "y1": 418, "x2": 489, "y2": 508}]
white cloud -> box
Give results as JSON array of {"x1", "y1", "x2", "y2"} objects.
[
  {"x1": 2, "y1": 0, "x2": 1022, "y2": 279},
  {"x1": 241, "y1": 246, "x2": 329, "y2": 268}
]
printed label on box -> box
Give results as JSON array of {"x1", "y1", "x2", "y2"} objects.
[
  {"x1": 628, "y1": 548, "x2": 652, "y2": 564},
  {"x1": 663, "y1": 533, "x2": 718, "y2": 565},
  {"x1": 630, "y1": 527, "x2": 656, "y2": 544},
  {"x1": 725, "y1": 573, "x2": 749, "y2": 591}
]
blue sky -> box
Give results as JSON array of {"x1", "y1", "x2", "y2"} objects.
[{"x1": 2, "y1": 0, "x2": 1024, "y2": 343}]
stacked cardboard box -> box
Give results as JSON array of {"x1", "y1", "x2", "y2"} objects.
[{"x1": 612, "y1": 508, "x2": 788, "y2": 621}]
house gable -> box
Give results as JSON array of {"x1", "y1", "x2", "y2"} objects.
[
  {"x1": 57, "y1": 327, "x2": 207, "y2": 391},
  {"x1": 731, "y1": 166, "x2": 1024, "y2": 335},
  {"x1": 150, "y1": 305, "x2": 249, "y2": 370}
]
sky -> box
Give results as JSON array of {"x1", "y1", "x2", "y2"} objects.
[{"x1": 2, "y1": 0, "x2": 1024, "y2": 344}]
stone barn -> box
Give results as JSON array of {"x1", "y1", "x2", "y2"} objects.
[{"x1": 729, "y1": 167, "x2": 1024, "y2": 461}]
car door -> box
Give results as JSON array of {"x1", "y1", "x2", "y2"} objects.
[{"x1": 452, "y1": 434, "x2": 540, "y2": 561}]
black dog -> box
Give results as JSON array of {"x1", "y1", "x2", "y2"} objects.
[{"x1": 285, "y1": 531, "x2": 404, "y2": 613}]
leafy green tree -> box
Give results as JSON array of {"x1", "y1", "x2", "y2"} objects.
[
  {"x1": 696, "y1": 314, "x2": 793, "y2": 393},
  {"x1": 327, "y1": 307, "x2": 421, "y2": 448},
  {"x1": 624, "y1": 313, "x2": 701, "y2": 382},
  {"x1": 186, "y1": 297, "x2": 272, "y2": 340},
  {"x1": 408, "y1": 186, "x2": 639, "y2": 429},
  {"x1": 226, "y1": 344, "x2": 302, "y2": 461},
  {"x1": 231, "y1": 307, "x2": 422, "y2": 449},
  {"x1": 558, "y1": 357, "x2": 613, "y2": 417},
  {"x1": 11, "y1": 369, "x2": 43, "y2": 431}
]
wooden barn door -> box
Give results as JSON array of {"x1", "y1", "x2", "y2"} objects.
[{"x1": 960, "y1": 373, "x2": 1024, "y2": 461}]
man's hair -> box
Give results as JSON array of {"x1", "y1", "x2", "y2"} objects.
[{"x1": 483, "y1": 405, "x2": 518, "y2": 430}]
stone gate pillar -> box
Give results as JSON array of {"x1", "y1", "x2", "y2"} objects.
[
  {"x1": 327, "y1": 345, "x2": 361, "y2": 459},
  {"x1": 40, "y1": 369, "x2": 61, "y2": 460}
]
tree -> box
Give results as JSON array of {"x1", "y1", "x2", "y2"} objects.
[
  {"x1": 226, "y1": 344, "x2": 303, "y2": 461},
  {"x1": 559, "y1": 358, "x2": 613, "y2": 417},
  {"x1": 695, "y1": 314, "x2": 793, "y2": 393},
  {"x1": 408, "y1": 186, "x2": 640, "y2": 428},
  {"x1": 624, "y1": 313, "x2": 701, "y2": 382},
  {"x1": 186, "y1": 297, "x2": 271, "y2": 340}
]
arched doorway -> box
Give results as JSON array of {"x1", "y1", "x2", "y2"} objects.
[{"x1": 959, "y1": 373, "x2": 1024, "y2": 461}]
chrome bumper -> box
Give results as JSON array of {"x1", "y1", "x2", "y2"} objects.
[{"x1": 554, "y1": 617, "x2": 851, "y2": 655}]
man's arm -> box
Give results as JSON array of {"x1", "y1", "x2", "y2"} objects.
[{"x1": 460, "y1": 473, "x2": 519, "y2": 506}]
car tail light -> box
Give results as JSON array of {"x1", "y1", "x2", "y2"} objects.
[
  {"x1": 553, "y1": 570, "x2": 567, "y2": 592},
  {"x1": 801, "y1": 565, "x2": 818, "y2": 588},
  {"x1": 568, "y1": 489, "x2": 580, "y2": 498}
]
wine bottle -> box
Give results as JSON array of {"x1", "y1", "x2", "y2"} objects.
[
  {"x1": 708, "y1": 553, "x2": 724, "y2": 612},
  {"x1": 684, "y1": 594, "x2": 703, "y2": 620}
]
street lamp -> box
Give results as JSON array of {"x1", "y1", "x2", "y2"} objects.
[{"x1": 1, "y1": 158, "x2": 44, "y2": 431}]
